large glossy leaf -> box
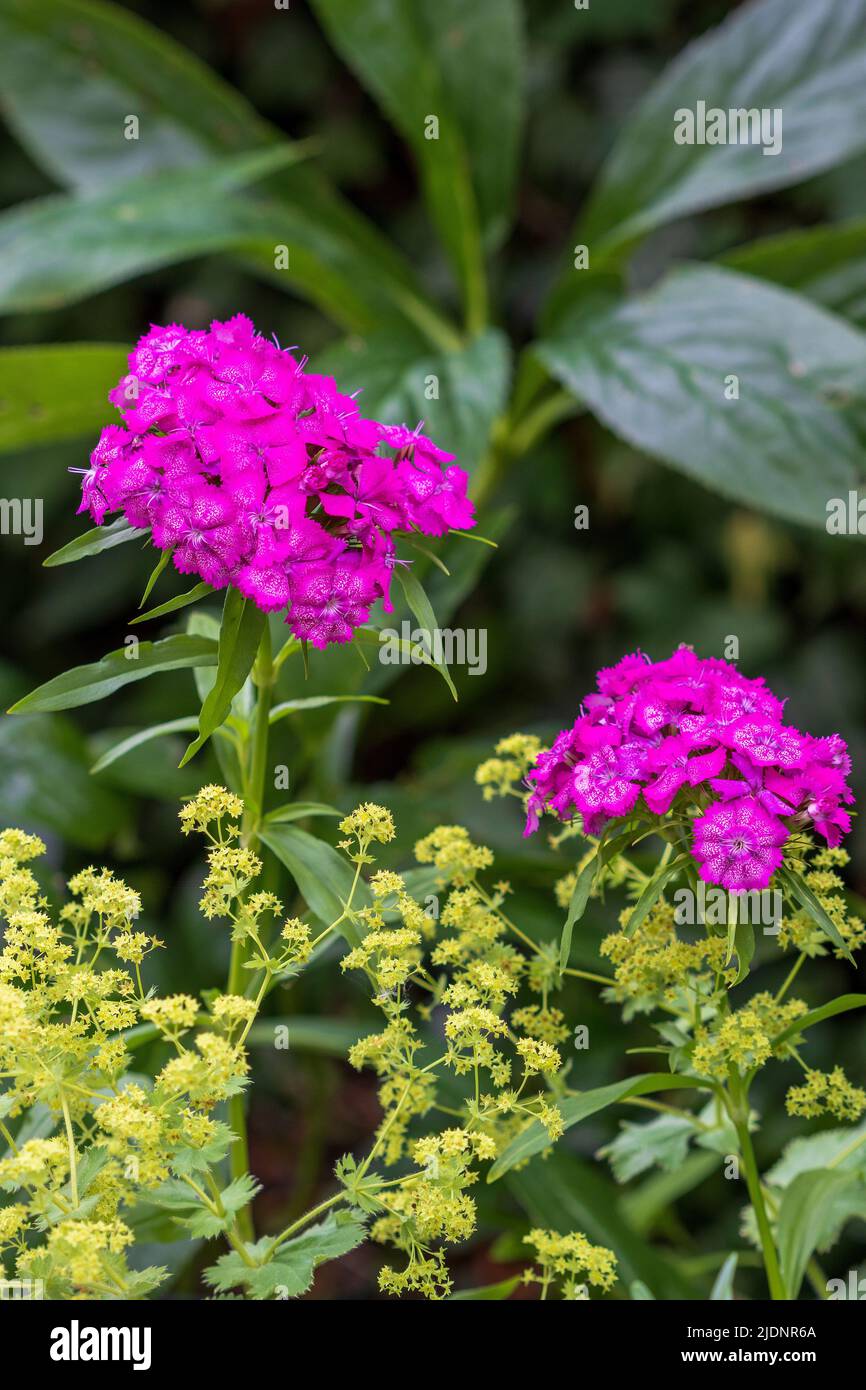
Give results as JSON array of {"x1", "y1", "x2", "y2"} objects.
[
  {"x1": 0, "y1": 147, "x2": 304, "y2": 313},
  {"x1": 488, "y1": 1073, "x2": 707, "y2": 1181},
  {"x1": 0, "y1": 0, "x2": 445, "y2": 340},
  {"x1": 312, "y1": 0, "x2": 522, "y2": 248},
  {"x1": 538, "y1": 265, "x2": 866, "y2": 529},
  {"x1": 9, "y1": 634, "x2": 218, "y2": 714},
  {"x1": 0, "y1": 343, "x2": 127, "y2": 453},
  {"x1": 180, "y1": 590, "x2": 265, "y2": 767},
  {"x1": 777, "y1": 1168, "x2": 866, "y2": 1298},
  {"x1": 311, "y1": 0, "x2": 523, "y2": 321},
  {"x1": 579, "y1": 0, "x2": 866, "y2": 257},
  {"x1": 722, "y1": 219, "x2": 866, "y2": 328},
  {"x1": 315, "y1": 328, "x2": 511, "y2": 479}
]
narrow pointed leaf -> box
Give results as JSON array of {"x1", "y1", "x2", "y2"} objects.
[{"x1": 9, "y1": 635, "x2": 218, "y2": 714}]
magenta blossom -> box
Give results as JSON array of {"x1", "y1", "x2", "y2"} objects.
[
  {"x1": 76, "y1": 315, "x2": 474, "y2": 648},
  {"x1": 524, "y1": 646, "x2": 854, "y2": 891}
]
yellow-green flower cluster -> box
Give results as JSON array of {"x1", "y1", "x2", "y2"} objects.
[
  {"x1": 786, "y1": 1067, "x2": 866, "y2": 1121},
  {"x1": 523, "y1": 1227, "x2": 618, "y2": 1300}
]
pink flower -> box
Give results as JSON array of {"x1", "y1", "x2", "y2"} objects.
[
  {"x1": 77, "y1": 316, "x2": 475, "y2": 648},
  {"x1": 522, "y1": 645, "x2": 855, "y2": 885},
  {"x1": 692, "y1": 798, "x2": 788, "y2": 891}
]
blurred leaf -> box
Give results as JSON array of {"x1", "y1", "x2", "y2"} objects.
[
  {"x1": 600, "y1": 1113, "x2": 695, "y2": 1184},
  {"x1": 180, "y1": 591, "x2": 264, "y2": 766},
  {"x1": 0, "y1": 146, "x2": 306, "y2": 313},
  {"x1": 449, "y1": 1276, "x2": 521, "y2": 1301},
  {"x1": 766, "y1": 1120, "x2": 866, "y2": 1187},
  {"x1": 777, "y1": 1168, "x2": 866, "y2": 1297},
  {"x1": 507, "y1": 1149, "x2": 693, "y2": 1299},
  {"x1": 263, "y1": 801, "x2": 343, "y2": 825},
  {"x1": 245, "y1": 1016, "x2": 363, "y2": 1056},
  {"x1": 489, "y1": 1073, "x2": 707, "y2": 1181},
  {"x1": 43, "y1": 516, "x2": 146, "y2": 567},
  {"x1": 258, "y1": 824, "x2": 372, "y2": 944},
  {"x1": 0, "y1": 343, "x2": 127, "y2": 454},
  {"x1": 0, "y1": 0, "x2": 447, "y2": 340},
  {"x1": 709, "y1": 1253, "x2": 737, "y2": 1301},
  {"x1": 311, "y1": 0, "x2": 525, "y2": 321},
  {"x1": 722, "y1": 219, "x2": 866, "y2": 328},
  {"x1": 89, "y1": 717, "x2": 202, "y2": 773},
  {"x1": 269, "y1": 695, "x2": 387, "y2": 725},
  {"x1": 316, "y1": 328, "x2": 511, "y2": 478},
  {"x1": 579, "y1": 0, "x2": 866, "y2": 257},
  {"x1": 0, "y1": 712, "x2": 127, "y2": 848},
  {"x1": 9, "y1": 634, "x2": 217, "y2": 713},
  {"x1": 538, "y1": 266, "x2": 866, "y2": 529}
]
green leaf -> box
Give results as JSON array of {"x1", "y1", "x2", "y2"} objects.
[
  {"x1": 630, "y1": 1281, "x2": 656, "y2": 1300},
  {"x1": 721, "y1": 219, "x2": 866, "y2": 328},
  {"x1": 203, "y1": 1213, "x2": 366, "y2": 1299},
  {"x1": 559, "y1": 854, "x2": 599, "y2": 971},
  {"x1": 258, "y1": 825, "x2": 371, "y2": 944},
  {"x1": 43, "y1": 516, "x2": 147, "y2": 567},
  {"x1": 0, "y1": 713, "x2": 127, "y2": 849},
  {"x1": 579, "y1": 0, "x2": 866, "y2": 257},
  {"x1": 449, "y1": 1276, "x2": 521, "y2": 1301},
  {"x1": 269, "y1": 695, "x2": 388, "y2": 725},
  {"x1": 600, "y1": 1113, "x2": 696, "y2": 1184},
  {"x1": 770, "y1": 993, "x2": 866, "y2": 1049},
  {"x1": 131, "y1": 581, "x2": 213, "y2": 626},
  {"x1": 0, "y1": 342, "x2": 128, "y2": 453},
  {"x1": 263, "y1": 802, "x2": 343, "y2": 825},
  {"x1": 315, "y1": 327, "x2": 511, "y2": 479},
  {"x1": 767, "y1": 1120, "x2": 866, "y2": 1188},
  {"x1": 507, "y1": 1149, "x2": 693, "y2": 1300},
  {"x1": 488, "y1": 1073, "x2": 707, "y2": 1181},
  {"x1": 180, "y1": 590, "x2": 264, "y2": 767},
  {"x1": 138, "y1": 546, "x2": 174, "y2": 607},
  {"x1": 0, "y1": 0, "x2": 445, "y2": 341},
  {"x1": 245, "y1": 1017, "x2": 363, "y2": 1058},
  {"x1": 624, "y1": 853, "x2": 689, "y2": 938},
  {"x1": 732, "y1": 917, "x2": 755, "y2": 985},
  {"x1": 777, "y1": 1168, "x2": 866, "y2": 1298},
  {"x1": 394, "y1": 565, "x2": 458, "y2": 701},
  {"x1": 778, "y1": 864, "x2": 856, "y2": 962},
  {"x1": 311, "y1": 0, "x2": 524, "y2": 321},
  {"x1": 710, "y1": 1253, "x2": 737, "y2": 1301},
  {"x1": 0, "y1": 147, "x2": 305, "y2": 313},
  {"x1": 538, "y1": 265, "x2": 866, "y2": 529},
  {"x1": 89, "y1": 717, "x2": 202, "y2": 774},
  {"x1": 9, "y1": 634, "x2": 218, "y2": 714}
]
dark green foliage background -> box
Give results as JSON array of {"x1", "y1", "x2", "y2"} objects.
[{"x1": 0, "y1": 0, "x2": 864, "y2": 1298}]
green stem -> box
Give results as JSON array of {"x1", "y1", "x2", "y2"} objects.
[
  {"x1": 727, "y1": 1081, "x2": 786, "y2": 1300},
  {"x1": 227, "y1": 623, "x2": 275, "y2": 1242},
  {"x1": 60, "y1": 1091, "x2": 79, "y2": 1209}
]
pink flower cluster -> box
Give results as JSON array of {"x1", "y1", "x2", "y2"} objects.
[
  {"x1": 77, "y1": 315, "x2": 474, "y2": 648},
  {"x1": 525, "y1": 647, "x2": 854, "y2": 891}
]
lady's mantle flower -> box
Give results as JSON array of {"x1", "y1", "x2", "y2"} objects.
[{"x1": 77, "y1": 315, "x2": 474, "y2": 648}]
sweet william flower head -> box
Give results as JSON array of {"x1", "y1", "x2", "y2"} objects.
[
  {"x1": 519, "y1": 645, "x2": 854, "y2": 891},
  {"x1": 78, "y1": 315, "x2": 474, "y2": 649}
]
